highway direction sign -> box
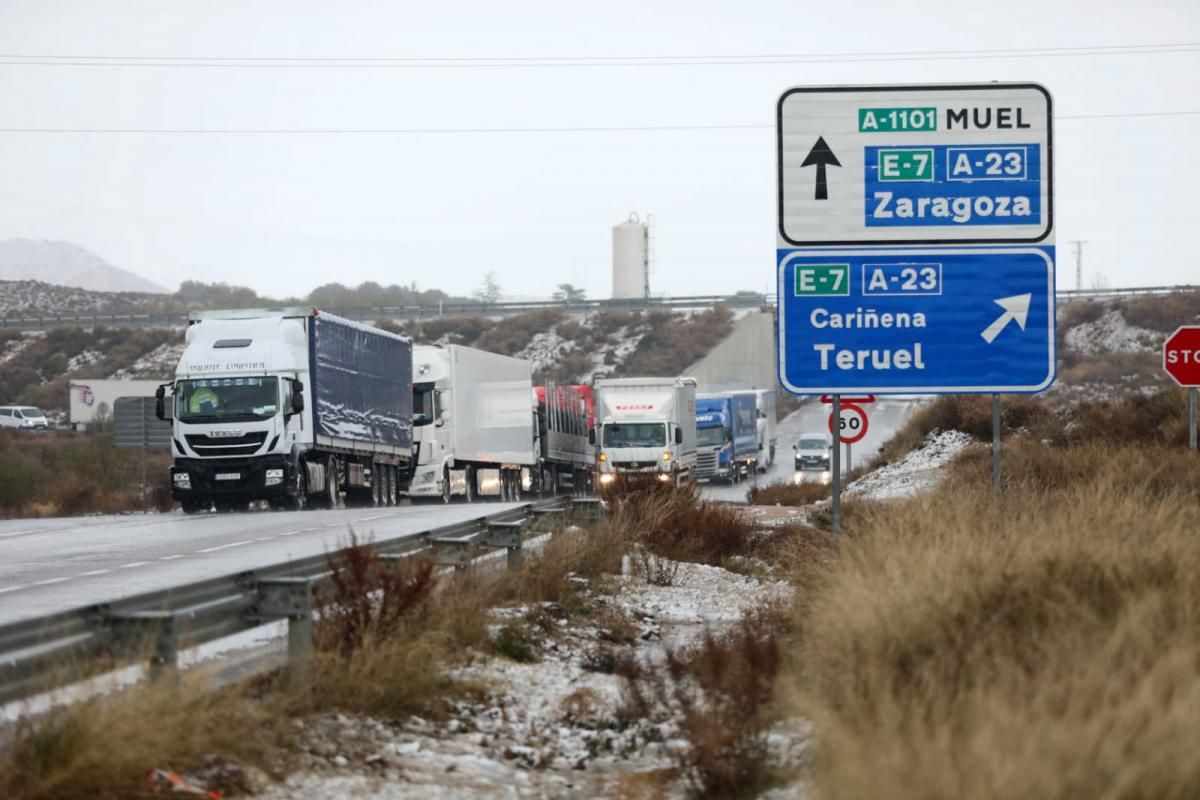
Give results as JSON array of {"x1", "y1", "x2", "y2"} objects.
[
  {"x1": 775, "y1": 82, "x2": 1055, "y2": 396},
  {"x1": 777, "y1": 83, "x2": 1052, "y2": 247},
  {"x1": 1163, "y1": 326, "x2": 1200, "y2": 387},
  {"x1": 777, "y1": 248, "x2": 1055, "y2": 394}
]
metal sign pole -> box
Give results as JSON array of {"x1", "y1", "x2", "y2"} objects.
[
  {"x1": 831, "y1": 394, "x2": 842, "y2": 534},
  {"x1": 992, "y1": 394, "x2": 1002, "y2": 488},
  {"x1": 1189, "y1": 388, "x2": 1197, "y2": 450}
]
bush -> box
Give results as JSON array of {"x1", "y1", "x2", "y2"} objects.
[
  {"x1": 619, "y1": 613, "x2": 782, "y2": 798},
  {"x1": 605, "y1": 485, "x2": 755, "y2": 566},
  {"x1": 789, "y1": 442, "x2": 1200, "y2": 799}
]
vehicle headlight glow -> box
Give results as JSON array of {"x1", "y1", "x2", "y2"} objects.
[
  {"x1": 657, "y1": 473, "x2": 671, "y2": 482},
  {"x1": 264, "y1": 468, "x2": 284, "y2": 486},
  {"x1": 662, "y1": 451, "x2": 671, "y2": 461},
  {"x1": 599, "y1": 473, "x2": 615, "y2": 485}
]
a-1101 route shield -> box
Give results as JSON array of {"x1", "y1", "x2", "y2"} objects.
[{"x1": 777, "y1": 248, "x2": 1055, "y2": 395}]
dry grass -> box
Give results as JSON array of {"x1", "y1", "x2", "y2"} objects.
[
  {"x1": 0, "y1": 679, "x2": 287, "y2": 800},
  {"x1": 787, "y1": 442, "x2": 1200, "y2": 799},
  {"x1": 603, "y1": 485, "x2": 756, "y2": 566},
  {"x1": 748, "y1": 480, "x2": 830, "y2": 506},
  {"x1": 618, "y1": 612, "x2": 783, "y2": 799}
]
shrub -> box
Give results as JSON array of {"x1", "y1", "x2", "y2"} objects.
[
  {"x1": 1119, "y1": 288, "x2": 1200, "y2": 331},
  {"x1": 492, "y1": 624, "x2": 537, "y2": 663},
  {"x1": 619, "y1": 613, "x2": 782, "y2": 798},
  {"x1": 605, "y1": 485, "x2": 755, "y2": 566}
]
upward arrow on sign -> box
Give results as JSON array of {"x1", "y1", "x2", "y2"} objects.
[{"x1": 800, "y1": 136, "x2": 841, "y2": 201}]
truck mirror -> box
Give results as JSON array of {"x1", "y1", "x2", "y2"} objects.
[
  {"x1": 155, "y1": 386, "x2": 166, "y2": 421},
  {"x1": 674, "y1": 427, "x2": 683, "y2": 445},
  {"x1": 291, "y1": 381, "x2": 305, "y2": 413},
  {"x1": 588, "y1": 429, "x2": 595, "y2": 445}
]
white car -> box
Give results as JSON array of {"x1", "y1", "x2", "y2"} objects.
[
  {"x1": 0, "y1": 405, "x2": 49, "y2": 430},
  {"x1": 793, "y1": 432, "x2": 832, "y2": 471}
]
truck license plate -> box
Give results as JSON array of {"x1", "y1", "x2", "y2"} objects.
[{"x1": 215, "y1": 472, "x2": 241, "y2": 481}]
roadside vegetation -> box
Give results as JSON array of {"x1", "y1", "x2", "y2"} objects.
[{"x1": 0, "y1": 430, "x2": 171, "y2": 518}]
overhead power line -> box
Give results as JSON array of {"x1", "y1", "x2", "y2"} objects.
[
  {"x1": 0, "y1": 42, "x2": 1197, "y2": 68},
  {"x1": 0, "y1": 110, "x2": 1195, "y2": 135}
]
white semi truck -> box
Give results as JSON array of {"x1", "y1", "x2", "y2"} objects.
[
  {"x1": 159, "y1": 308, "x2": 414, "y2": 513},
  {"x1": 594, "y1": 376, "x2": 697, "y2": 487},
  {"x1": 408, "y1": 344, "x2": 537, "y2": 502}
]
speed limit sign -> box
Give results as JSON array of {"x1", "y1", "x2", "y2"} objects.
[{"x1": 829, "y1": 403, "x2": 869, "y2": 444}]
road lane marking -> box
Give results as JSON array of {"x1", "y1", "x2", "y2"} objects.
[
  {"x1": 0, "y1": 585, "x2": 26, "y2": 594},
  {"x1": 33, "y1": 577, "x2": 70, "y2": 586},
  {"x1": 253, "y1": 536, "x2": 275, "y2": 542},
  {"x1": 119, "y1": 561, "x2": 150, "y2": 569},
  {"x1": 355, "y1": 513, "x2": 390, "y2": 522},
  {"x1": 195, "y1": 540, "x2": 254, "y2": 554},
  {"x1": 0, "y1": 529, "x2": 38, "y2": 540},
  {"x1": 77, "y1": 569, "x2": 111, "y2": 577},
  {"x1": 159, "y1": 554, "x2": 185, "y2": 561},
  {"x1": 278, "y1": 530, "x2": 301, "y2": 537}
]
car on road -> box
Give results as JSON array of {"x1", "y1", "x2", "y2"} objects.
[
  {"x1": 794, "y1": 432, "x2": 831, "y2": 471},
  {"x1": 0, "y1": 405, "x2": 49, "y2": 431}
]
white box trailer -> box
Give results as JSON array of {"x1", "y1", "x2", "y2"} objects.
[
  {"x1": 409, "y1": 344, "x2": 536, "y2": 502},
  {"x1": 594, "y1": 376, "x2": 697, "y2": 487},
  {"x1": 69, "y1": 379, "x2": 165, "y2": 429},
  {"x1": 730, "y1": 388, "x2": 778, "y2": 472}
]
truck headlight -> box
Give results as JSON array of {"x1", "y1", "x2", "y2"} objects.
[
  {"x1": 173, "y1": 472, "x2": 191, "y2": 489},
  {"x1": 264, "y1": 468, "x2": 284, "y2": 486},
  {"x1": 662, "y1": 451, "x2": 671, "y2": 461},
  {"x1": 657, "y1": 474, "x2": 671, "y2": 483},
  {"x1": 599, "y1": 473, "x2": 615, "y2": 485}
]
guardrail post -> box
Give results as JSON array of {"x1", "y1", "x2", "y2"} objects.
[
  {"x1": 109, "y1": 611, "x2": 179, "y2": 682},
  {"x1": 485, "y1": 521, "x2": 525, "y2": 570},
  {"x1": 256, "y1": 578, "x2": 315, "y2": 689}
]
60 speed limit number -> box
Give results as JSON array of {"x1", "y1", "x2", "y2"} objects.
[{"x1": 829, "y1": 404, "x2": 870, "y2": 444}]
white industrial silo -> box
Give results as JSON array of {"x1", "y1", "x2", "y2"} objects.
[{"x1": 612, "y1": 213, "x2": 649, "y2": 300}]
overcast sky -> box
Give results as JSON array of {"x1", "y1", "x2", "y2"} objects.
[{"x1": 0, "y1": 0, "x2": 1196, "y2": 299}]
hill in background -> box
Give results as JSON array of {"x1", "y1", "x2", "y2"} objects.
[{"x1": 0, "y1": 239, "x2": 169, "y2": 294}]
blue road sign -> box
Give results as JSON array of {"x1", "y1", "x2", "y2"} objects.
[{"x1": 777, "y1": 248, "x2": 1055, "y2": 394}]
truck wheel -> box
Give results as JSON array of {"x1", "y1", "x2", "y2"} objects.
[
  {"x1": 180, "y1": 499, "x2": 206, "y2": 514},
  {"x1": 442, "y1": 467, "x2": 453, "y2": 504},
  {"x1": 325, "y1": 457, "x2": 342, "y2": 509},
  {"x1": 464, "y1": 468, "x2": 476, "y2": 503},
  {"x1": 286, "y1": 468, "x2": 308, "y2": 512},
  {"x1": 383, "y1": 465, "x2": 394, "y2": 506},
  {"x1": 372, "y1": 465, "x2": 383, "y2": 506}
]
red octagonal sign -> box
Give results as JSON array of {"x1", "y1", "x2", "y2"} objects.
[{"x1": 1163, "y1": 326, "x2": 1200, "y2": 387}]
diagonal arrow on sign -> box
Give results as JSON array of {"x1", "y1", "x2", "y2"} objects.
[{"x1": 980, "y1": 293, "x2": 1032, "y2": 343}]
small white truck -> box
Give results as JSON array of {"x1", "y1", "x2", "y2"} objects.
[
  {"x1": 407, "y1": 344, "x2": 536, "y2": 502},
  {"x1": 594, "y1": 376, "x2": 697, "y2": 488}
]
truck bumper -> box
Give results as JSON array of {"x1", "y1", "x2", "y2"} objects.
[{"x1": 170, "y1": 456, "x2": 294, "y2": 501}]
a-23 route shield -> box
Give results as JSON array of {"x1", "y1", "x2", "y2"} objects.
[{"x1": 777, "y1": 248, "x2": 1056, "y2": 395}]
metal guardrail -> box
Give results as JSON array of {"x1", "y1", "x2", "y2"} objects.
[
  {"x1": 0, "y1": 497, "x2": 604, "y2": 706},
  {"x1": 1, "y1": 285, "x2": 1196, "y2": 331}
]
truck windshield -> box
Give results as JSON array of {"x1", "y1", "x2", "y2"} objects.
[
  {"x1": 175, "y1": 377, "x2": 279, "y2": 423},
  {"x1": 697, "y1": 426, "x2": 726, "y2": 446},
  {"x1": 603, "y1": 422, "x2": 665, "y2": 448}
]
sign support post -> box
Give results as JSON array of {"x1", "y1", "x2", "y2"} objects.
[
  {"x1": 831, "y1": 394, "x2": 841, "y2": 534},
  {"x1": 992, "y1": 395, "x2": 1002, "y2": 488},
  {"x1": 1189, "y1": 388, "x2": 1197, "y2": 451}
]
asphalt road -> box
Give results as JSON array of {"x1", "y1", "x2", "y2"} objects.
[
  {"x1": 700, "y1": 398, "x2": 920, "y2": 502},
  {"x1": 0, "y1": 502, "x2": 525, "y2": 627}
]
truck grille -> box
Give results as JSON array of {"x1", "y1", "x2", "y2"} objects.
[
  {"x1": 696, "y1": 451, "x2": 718, "y2": 478},
  {"x1": 184, "y1": 431, "x2": 268, "y2": 457}
]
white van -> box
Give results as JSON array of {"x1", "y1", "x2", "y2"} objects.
[
  {"x1": 0, "y1": 406, "x2": 49, "y2": 430},
  {"x1": 793, "y1": 432, "x2": 832, "y2": 471}
]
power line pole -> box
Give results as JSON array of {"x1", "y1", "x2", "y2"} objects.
[{"x1": 1070, "y1": 240, "x2": 1087, "y2": 291}]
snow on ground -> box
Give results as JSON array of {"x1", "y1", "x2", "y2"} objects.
[
  {"x1": 843, "y1": 429, "x2": 975, "y2": 501},
  {"x1": 108, "y1": 340, "x2": 185, "y2": 379},
  {"x1": 588, "y1": 323, "x2": 645, "y2": 381},
  {"x1": 1064, "y1": 309, "x2": 1161, "y2": 357},
  {"x1": 251, "y1": 560, "x2": 795, "y2": 800},
  {"x1": 514, "y1": 330, "x2": 572, "y2": 376},
  {"x1": 0, "y1": 333, "x2": 38, "y2": 365},
  {"x1": 66, "y1": 348, "x2": 103, "y2": 372}
]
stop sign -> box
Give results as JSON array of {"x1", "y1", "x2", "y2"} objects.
[{"x1": 1163, "y1": 326, "x2": 1200, "y2": 387}]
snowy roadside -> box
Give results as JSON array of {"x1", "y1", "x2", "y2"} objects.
[
  {"x1": 843, "y1": 429, "x2": 975, "y2": 501},
  {"x1": 251, "y1": 561, "x2": 794, "y2": 799}
]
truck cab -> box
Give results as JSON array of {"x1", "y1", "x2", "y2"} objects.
[
  {"x1": 594, "y1": 377, "x2": 697, "y2": 488},
  {"x1": 695, "y1": 397, "x2": 736, "y2": 482}
]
